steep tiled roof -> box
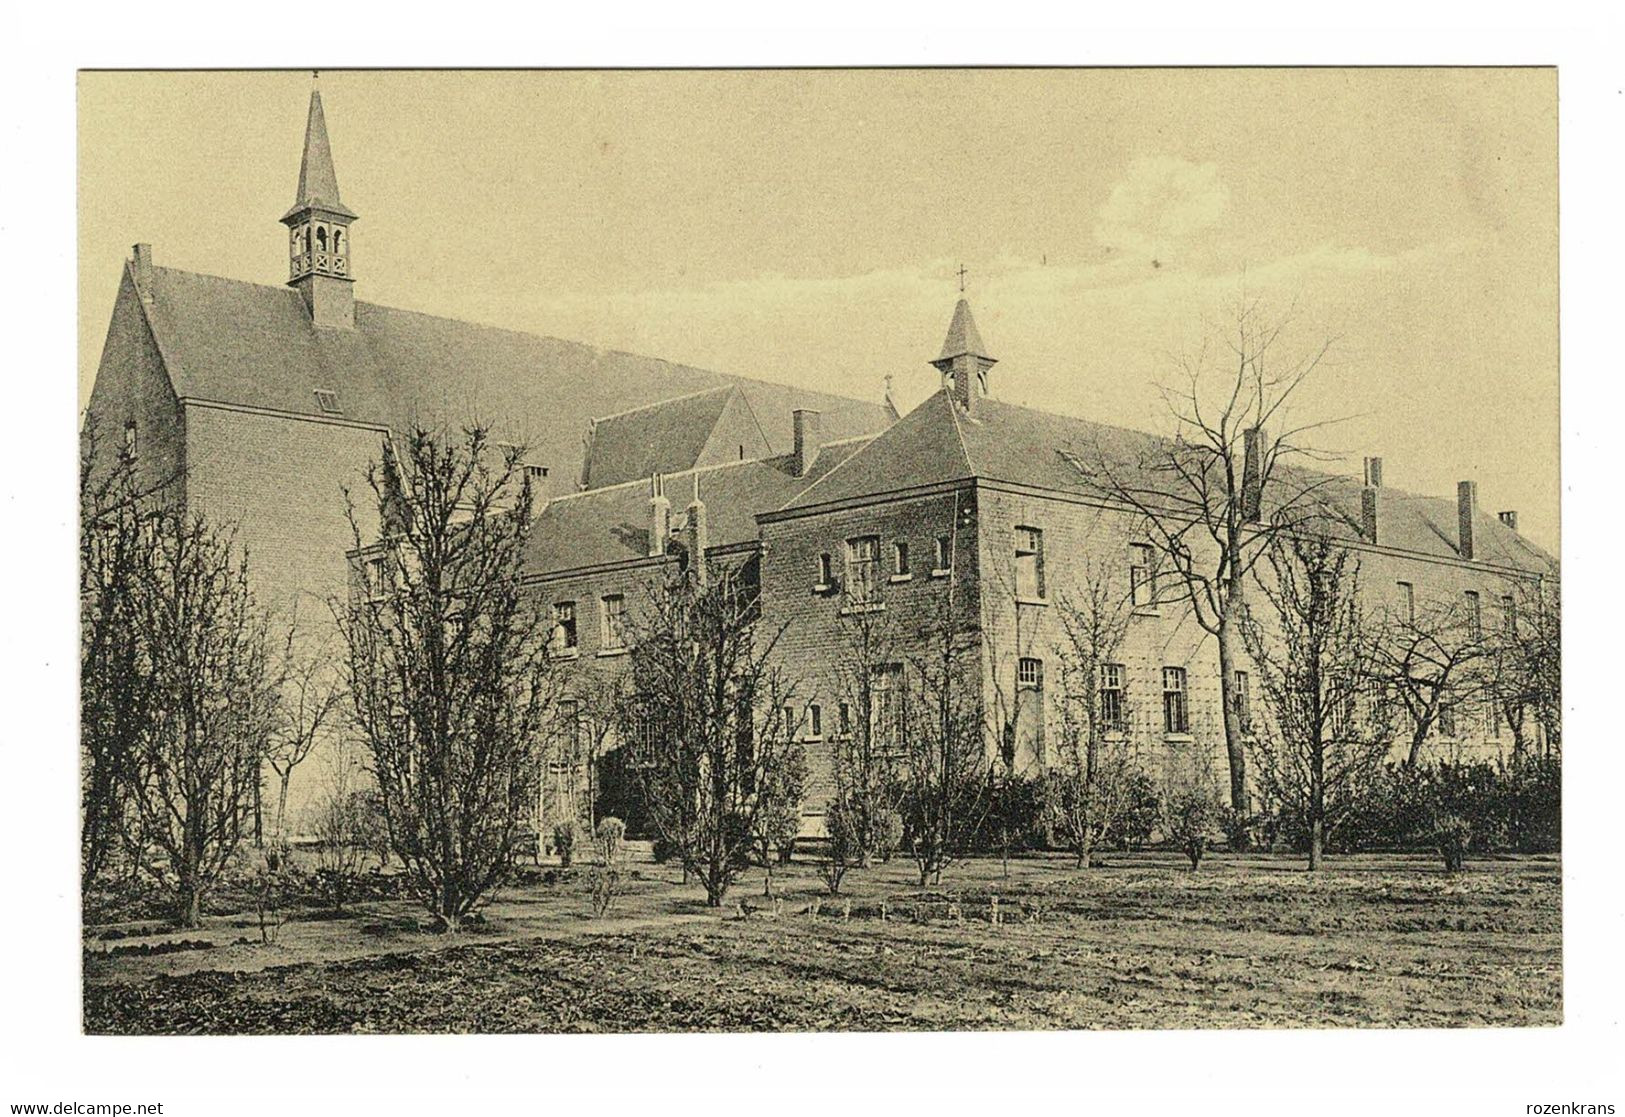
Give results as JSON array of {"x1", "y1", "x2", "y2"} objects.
[
  {"x1": 136, "y1": 265, "x2": 893, "y2": 499},
  {"x1": 581, "y1": 385, "x2": 771, "y2": 490},
  {"x1": 780, "y1": 389, "x2": 1554, "y2": 575},
  {"x1": 526, "y1": 438, "x2": 873, "y2": 575}
]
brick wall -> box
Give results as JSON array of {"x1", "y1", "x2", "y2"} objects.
[{"x1": 83, "y1": 268, "x2": 187, "y2": 499}]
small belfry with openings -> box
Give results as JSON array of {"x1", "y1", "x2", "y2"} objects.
[
  {"x1": 931, "y1": 277, "x2": 997, "y2": 416},
  {"x1": 281, "y1": 78, "x2": 358, "y2": 329}
]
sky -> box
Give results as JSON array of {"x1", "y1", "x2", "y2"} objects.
[{"x1": 78, "y1": 68, "x2": 1559, "y2": 550}]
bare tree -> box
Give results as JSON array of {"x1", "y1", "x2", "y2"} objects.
[
  {"x1": 80, "y1": 420, "x2": 164, "y2": 892},
  {"x1": 1489, "y1": 576, "x2": 1561, "y2": 761},
  {"x1": 1241, "y1": 533, "x2": 1394, "y2": 870},
  {"x1": 825, "y1": 594, "x2": 905, "y2": 870},
  {"x1": 618, "y1": 562, "x2": 804, "y2": 907},
  {"x1": 897, "y1": 586, "x2": 992, "y2": 887},
  {"x1": 1077, "y1": 296, "x2": 1342, "y2": 836},
  {"x1": 339, "y1": 426, "x2": 557, "y2": 931},
  {"x1": 124, "y1": 509, "x2": 281, "y2": 927},
  {"x1": 1373, "y1": 598, "x2": 1490, "y2": 767},
  {"x1": 266, "y1": 623, "x2": 346, "y2": 849},
  {"x1": 1046, "y1": 560, "x2": 1138, "y2": 869}
]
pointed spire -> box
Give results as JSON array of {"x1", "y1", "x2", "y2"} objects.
[
  {"x1": 931, "y1": 295, "x2": 997, "y2": 415},
  {"x1": 936, "y1": 297, "x2": 993, "y2": 364},
  {"x1": 283, "y1": 85, "x2": 356, "y2": 221}
]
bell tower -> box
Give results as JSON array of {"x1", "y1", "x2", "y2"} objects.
[
  {"x1": 931, "y1": 294, "x2": 996, "y2": 417},
  {"x1": 281, "y1": 80, "x2": 358, "y2": 329}
]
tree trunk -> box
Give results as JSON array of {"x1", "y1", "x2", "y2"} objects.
[
  {"x1": 176, "y1": 872, "x2": 203, "y2": 929},
  {"x1": 1216, "y1": 613, "x2": 1249, "y2": 837},
  {"x1": 1308, "y1": 818, "x2": 1323, "y2": 871}
]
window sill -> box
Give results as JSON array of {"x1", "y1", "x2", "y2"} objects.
[
  {"x1": 596, "y1": 647, "x2": 629, "y2": 659},
  {"x1": 888, "y1": 573, "x2": 913, "y2": 584},
  {"x1": 1132, "y1": 605, "x2": 1162, "y2": 617},
  {"x1": 839, "y1": 602, "x2": 887, "y2": 616},
  {"x1": 1163, "y1": 732, "x2": 1194, "y2": 744},
  {"x1": 812, "y1": 583, "x2": 832, "y2": 595},
  {"x1": 1102, "y1": 730, "x2": 1129, "y2": 742},
  {"x1": 930, "y1": 568, "x2": 952, "y2": 579},
  {"x1": 551, "y1": 649, "x2": 580, "y2": 661},
  {"x1": 1015, "y1": 595, "x2": 1048, "y2": 608}
]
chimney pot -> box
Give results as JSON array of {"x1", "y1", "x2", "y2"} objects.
[
  {"x1": 1498, "y1": 510, "x2": 1519, "y2": 532},
  {"x1": 792, "y1": 408, "x2": 823, "y2": 478},
  {"x1": 1362, "y1": 456, "x2": 1383, "y2": 488},
  {"x1": 687, "y1": 475, "x2": 709, "y2": 585},
  {"x1": 1457, "y1": 480, "x2": 1478, "y2": 560}
]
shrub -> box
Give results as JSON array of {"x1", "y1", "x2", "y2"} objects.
[
  {"x1": 821, "y1": 802, "x2": 856, "y2": 895},
  {"x1": 1106, "y1": 773, "x2": 1161, "y2": 852},
  {"x1": 595, "y1": 817, "x2": 626, "y2": 868},
  {"x1": 553, "y1": 820, "x2": 579, "y2": 868},
  {"x1": 1434, "y1": 813, "x2": 1472, "y2": 872},
  {"x1": 651, "y1": 835, "x2": 677, "y2": 864}
]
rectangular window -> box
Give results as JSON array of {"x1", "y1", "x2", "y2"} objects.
[
  {"x1": 1501, "y1": 594, "x2": 1517, "y2": 635},
  {"x1": 893, "y1": 540, "x2": 910, "y2": 576},
  {"x1": 1464, "y1": 590, "x2": 1482, "y2": 641},
  {"x1": 553, "y1": 601, "x2": 577, "y2": 651},
  {"x1": 363, "y1": 554, "x2": 388, "y2": 600},
  {"x1": 838, "y1": 702, "x2": 852, "y2": 738},
  {"x1": 1162, "y1": 667, "x2": 1189, "y2": 735},
  {"x1": 846, "y1": 535, "x2": 881, "y2": 602},
  {"x1": 783, "y1": 705, "x2": 796, "y2": 735},
  {"x1": 313, "y1": 388, "x2": 342, "y2": 414},
  {"x1": 872, "y1": 662, "x2": 903, "y2": 754},
  {"x1": 1015, "y1": 526, "x2": 1045, "y2": 599},
  {"x1": 1233, "y1": 670, "x2": 1252, "y2": 734},
  {"x1": 1017, "y1": 657, "x2": 1043, "y2": 689},
  {"x1": 1098, "y1": 663, "x2": 1125, "y2": 731},
  {"x1": 816, "y1": 552, "x2": 833, "y2": 588},
  {"x1": 556, "y1": 698, "x2": 581, "y2": 758},
  {"x1": 524, "y1": 463, "x2": 549, "y2": 483},
  {"x1": 600, "y1": 594, "x2": 626, "y2": 650},
  {"x1": 121, "y1": 420, "x2": 137, "y2": 459},
  {"x1": 1130, "y1": 543, "x2": 1155, "y2": 606},
  {"x1": 933, "y1": 535, "x2": 951, "y2": 574},
  {"x1": 1397, "y1": 581, "x2": 1415, "y2": 623},
  {"x1": 808, "y1": 704, "x2": 822, "y2": 738},
  {"x1": 1439, "y1": 701, "x2": 1457, "y2": 738}
]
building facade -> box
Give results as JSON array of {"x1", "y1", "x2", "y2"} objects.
[{"x1": 85, "y1": 86, "x2": 1556, "y2": 836}]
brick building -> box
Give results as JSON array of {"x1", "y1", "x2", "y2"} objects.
[
  {"x1": 83, "y1": 88, "x2": 892, "y2": 824},
  {"x1": 85, "y1": 87, "x2": 1555, "y2": 835}
]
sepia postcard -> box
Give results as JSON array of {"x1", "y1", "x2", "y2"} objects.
[{"x1": 73, "y1": 66, "x2": 1564, "y2": 1056}]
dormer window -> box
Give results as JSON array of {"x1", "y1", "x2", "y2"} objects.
[
  {"x1": 313, "y1": 389, "x2": 342, "y2": 415},
  {"x1": 525, "y1": 464, "x2": 549, "y2": 483}
]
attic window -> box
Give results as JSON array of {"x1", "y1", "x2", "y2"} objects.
[
  {"x1": 313, "y1": 389, "x2": 342, "y2": 415},
  {"x1": 525, "y1": 464, "x2": 550, "y2": 482}
]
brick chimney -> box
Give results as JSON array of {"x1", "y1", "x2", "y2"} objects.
[
  {"x1": 792, "y1": 409, "x2": 823, "y2": 478},
  {"x1": 1361, "y1": 488, "x2": 1379, "y2": 545},
  {"x1": 1498, "y1": 510, "x2": 1519, "y2": 533},
  {"x1": 648, "y1": 472, "x2": 671, "y2": 557},
  {"x1": 131, "y1": 243, "x2": 153, "y2": 295},
  {"x1": 1360, "y1": 456, "x2": 1382, "y2": 544},
  {"x1": 686, "y1": 474, "x2": 709, "y2": 586},
  {"x1": 1457, "y1": 480, "x2": 1478, "y2": 561},
  {"x1": 1241, "y1": 427, "x2": 1264, "y2": 522}
]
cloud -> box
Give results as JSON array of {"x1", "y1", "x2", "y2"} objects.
[{"x1": 1093, "y1": 156, "x2": 1232, "y2": 261}]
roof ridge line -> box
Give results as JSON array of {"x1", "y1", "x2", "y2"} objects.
[{"x1": 591, "y1": 384, "x2": 736, "y2": 425}]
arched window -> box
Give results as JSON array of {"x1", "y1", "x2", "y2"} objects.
[
  {"x1": 332, "y1": 226, "x2": 345, "y2": 255},
  {"x1": 315, "y1": 225, "x2": 328, "y2": 251}
]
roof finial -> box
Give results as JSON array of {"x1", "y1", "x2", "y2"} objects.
[{"x1": 956, "y1": 263, "x2": 969, "y2": 293}]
